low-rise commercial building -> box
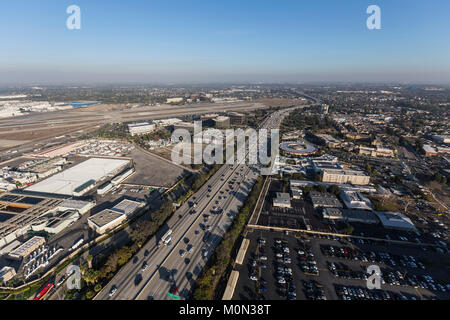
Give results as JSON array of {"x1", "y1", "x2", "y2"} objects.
[
  {"x1": 8, "y1": 236, "x2": 45, "y2": 260},
  {"x1": 214, "y1": 116, "x2": 231, "y2": 129},
  {"x1": 359, "y1": 145, "x2": 395, "y2": 157},
  {"x1": 373, "y1": 211, "x2": 416, "y2": 231},
  {"x1": 128, "y1": 122, "x2": 156, "y2": 136},
  {"x1": 309, "y1": 191, "x2": 343, "y2": 209},
  {"x1": 273, "y1": 192, "x2": 291, "y2": 208},
  {"x1": 423, "y1": 145, "x2": 438, "y2": 156},
  {"x1": 340, "y1": 190, "x2": 372, "y2": 210},
  {"x1": 173, "y1": 121, "x2": 196, "y2": 134},
  {"x1": 26, "y1": 157, "x2": 131, "y2": 197},
  {"x1": 321, "y1": 168, "x2": 370, "y2": 185},
  {"x1": 97, "y1": 181, "x2": 113, "y2": 195},
  {"x1": 111, "y1": 167, "x2": 134, "y2": 186},
  {"x1": 322, "y1": 208, "x2": 378, "y2": 224},
  {"x1": 314, "y1": 134, "x2": 342, "y2": 148},
  {"x1": 432, "y1": 135, "x2": 450, "y2": 144},
  {"x1": 111, "y1": 199, "x2": 144, "y2": 216},
  {"x1": 57, "y1": 199, "x2": 94, "y2": 215},
  {"x1": 0, "y1": 266, "x2": 16, "y2": 283},
  {"x1": 87, "y1": 210, "x2": 126, "y2": 234},
  {"x1": 166, "y1": 97, "x2": 184, "y2": 104},
  {"x1": 228, "y1": 112, "x2": 246, "y2": 125}
]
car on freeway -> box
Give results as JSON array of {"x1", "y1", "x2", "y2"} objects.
[
  {"x1": 180, "y1": 250, "x2": 186, "y2": 257},
  {"x1": 141, "y1": 262, "x2": 148, "y2": 271},
  {"x1": 109, "y1": 286, "x2": 117, "y2": 297}
]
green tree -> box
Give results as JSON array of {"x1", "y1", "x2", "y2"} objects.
[{"x1": 328, "y1": 185, "x2": 340, "y2": 196}]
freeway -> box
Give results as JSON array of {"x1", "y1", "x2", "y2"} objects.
[
  {"x1": 94, "y1": 104, "x2": 312, "y2": 300},
  {"x1": 95, "y1": 160, "x2": 257, "y2": 299}
]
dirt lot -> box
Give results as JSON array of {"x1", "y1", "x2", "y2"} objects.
[
  {"x1": 126, "y1": 148, "x2": 189, "y2": 188},
  {"x1": 0, "y1": 125, "x2": 89, "y2": 141}
]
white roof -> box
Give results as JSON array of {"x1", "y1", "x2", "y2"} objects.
[
  {"x1": 26, "y1": 158, "x2": 130, "y2": 196},
  {"x1": 423, "y1": 144, "x2": 437, "y2": 153},
  {"x1": 59, "y1": 199, "x2": 93, "y2": 210},
  {"x1": 373, "y1": 212, "x2": 416, "y2": 230},
  {"x1": 111, "y1": 199, "x2": 142, "y2": 215}
]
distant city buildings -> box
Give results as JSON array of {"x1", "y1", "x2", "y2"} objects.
[
  {"x1": 166, "y1": 97, "x2": 184, "y2": 104},
  {"x1": 359, "y1": 145, "x2": 395, "y2": 158},
  {"x1": 321, "y1": 169, "x2": 370, "y2": 185},
  {"x1": 423, "y1": 144, "x2": 438, "y2": 156},
  {"x1": 313, "y1": 134, "x2": 342, "y2": 148},
  {"x1": 280, "y1": 140, "x2": 318, "y2": 156},
  {"x1": 432, "y1": 135, "x2": 450, "y2": 144}
]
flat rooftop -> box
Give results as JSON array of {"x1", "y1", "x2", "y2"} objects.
[
  {"x1": 26, "y1": 158, "x2": 130, "y2": 196},
  {"x1": 111, "y1": 199, "x2": 143, "y2": 216},
  {"x1": 88, "y1": 210, "x2": 125, "y2": 228}
]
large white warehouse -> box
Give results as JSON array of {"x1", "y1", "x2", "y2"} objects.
[{"x1": 25, "y1": 158, "x2": 130, "y2": 196}]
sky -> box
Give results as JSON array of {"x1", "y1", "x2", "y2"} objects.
[{"x1": 1, "y1": 0, "x2": 450, "y2": 85}]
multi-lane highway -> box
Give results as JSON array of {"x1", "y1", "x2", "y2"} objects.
[
  {"x1": 95, "y1": 160, "x2": 258, "y2": 300},
  {"x1": 94, "y1": 104, "x2": 312, "y2": 300}
]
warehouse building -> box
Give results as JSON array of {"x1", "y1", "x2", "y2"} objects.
[
  {"x1": 111, "y1": 167, "x2": 134, "y2": 186},
  {"x1": 97, "y1": 181, "x2": 113, "y2": 195},
  {"x1": 87, "y1": 199, "x2": 143, "y2": 234},
  {"x1": 8, "y1": 236, "x2": 46, "y2": 260},
  {"x1": 26, "y1": 158, "x2": 130, "y2": 197},
  {"x1": 128, "y1": 122, "x2": 156, "y2": 136},
  {"x1": 111, "y1": 199, "x2": 144, "y2": 216},
  {"x1": 88, "y1": 210, "x2": 126, "y2": 234},
  {"x1": 57, "y1": 199, "x2": 94, "y2": 215},
  {"x1": 0, "y1": 193, "x2": 63, "y2": 247}
]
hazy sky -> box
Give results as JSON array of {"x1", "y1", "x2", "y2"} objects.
[{"x1": 1, "y1": 0, "x2": 450, "y2": 85}]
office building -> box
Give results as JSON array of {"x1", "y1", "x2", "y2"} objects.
[{"x1": 273, "y1": 192, "x2": 291, "y2": 208}]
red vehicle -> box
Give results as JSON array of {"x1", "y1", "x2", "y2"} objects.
[{"x1": 33, "y1": 283, "x2": 54, "y2": 300}]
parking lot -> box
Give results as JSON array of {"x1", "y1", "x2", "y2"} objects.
[{"x1": 232, "y1": 229, "x2": 450, "y2": 300}]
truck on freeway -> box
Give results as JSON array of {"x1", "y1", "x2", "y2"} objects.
[{"x1": 158, "y1": 229, "x2": 173, "y2": 247}]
